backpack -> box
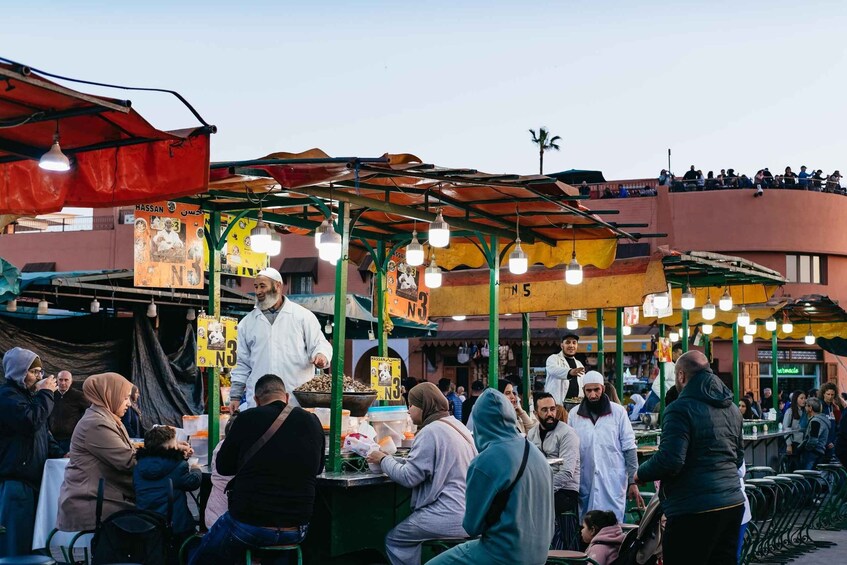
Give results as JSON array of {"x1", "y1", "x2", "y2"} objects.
[{"x1": 91, "y1": 478, "x2": 174, "y2": 565}]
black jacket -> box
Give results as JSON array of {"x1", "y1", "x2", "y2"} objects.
[
  {"x1": 133, "y1": 446, "x2": 202, "y2": 535},
  {"x1": 49, "y1": 387, "x2": 90, "y2": 441},
  {"x1": 637, "y1": 369, "x2": 744, "y2": 517},
  {"x1": 0, "y1": 381, "x2": 64, "y2": 487}
]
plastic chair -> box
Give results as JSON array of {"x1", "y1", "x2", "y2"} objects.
[
  {"x1": 546, "y1": 550, "x2": 599, "y2": 564},
  {"x1": 245, "y1": 544, "x2": 302, "y2": 565}
]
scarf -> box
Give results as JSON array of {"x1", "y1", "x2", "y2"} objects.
[
  {"x1": 83, "y1": 372, "x2": 133, "y2": 424},
  {"x1": 577, "y1": 393, "x2": 612, "y2": 425},
  {"x1": 408, "y1": 382, "x2": 451, "y2": 428}
]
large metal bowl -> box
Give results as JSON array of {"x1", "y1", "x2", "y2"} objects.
[{"x1": 293, "y1": 390, "x2": 378, "y2": 417}]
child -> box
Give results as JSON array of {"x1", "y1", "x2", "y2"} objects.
[
  {"x1": 134, "y1": 426, "x2": 202, "y2": 546},
  {"x1": 205, "y1": 412, "x2": 238, "y2": 529},
  {"x1": 582, "y1": 510, "x2": 625, "y2": 565}
]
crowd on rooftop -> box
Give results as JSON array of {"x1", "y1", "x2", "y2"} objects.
[{"x1": 662, "y1": 165, "x2": 843, "y2": 194}]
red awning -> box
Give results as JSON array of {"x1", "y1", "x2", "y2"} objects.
[{"x1": 0, "y1": 61, "x2": 213, "y2": 215}]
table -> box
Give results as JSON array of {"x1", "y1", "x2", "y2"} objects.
[
  {"x1": 743, "y1": 431, "x2": 790, "y2": 471},
  {"x1": 32, "y1": 458, "x2": 69, "y2": 550}
]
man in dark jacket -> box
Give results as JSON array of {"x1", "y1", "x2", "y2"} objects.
[
  {"x1": 0, "y1": 347, "x2": 63, "y2": 557},
  {"x1": 49, "y1": 370, "x2": 89, "y2": 453},
  {"x1": 635, "y1": 351, "x2": 744, "y2": 565}
]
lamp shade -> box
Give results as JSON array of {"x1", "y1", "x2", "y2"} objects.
[
  {"x1": 622, "y1": 325, "x2": 632, "y2": 336},
  {"x1": 314, "y1": 218, "x2": 330, "y2": 249},
  {"x1": 424, "y1": 259, "x2": 442, "y2": 288},
  {"x1": 566, "y1": 315, "x2": 578, "y2": 330},
  {"x1": 452, "y1": 315, "x2": 466, "y2": 321},
  {"x1": 702, "y1": 323, "x2": 713, "y2": 335},
  {"x1": 508, "y1": 241, "x2": 528, "y2": 275},
  {"x1": 428, "y1": 210, "x2": 450, "y2": 248},
  {"x1": 653, "y1": 292, "x2": 669, "y2": 310},
  {"x1": 266, "y1": 233, "x2": 282, "y2": 257},
  {"x1": 765, "y1": 317, "x2": 777, "y2": 332},
  {"x1": 565, "y1": 257, "x2": 583, "y2": 285},
  {"x1": 90, "y1": 298, "x2": 100, "y2": 314},
  {"x1": 5, "y1": 299, "x2": 17, "y2": 313},
  {"x1": 719, "y1": 289, "x2": 733, "y2": 311},
  {"x1": 680, "y1": 288, "x2": 696, "y2": 310},
  {"x1": 249, "y1": 220, "x2": 272, "y2": 253},
  {"x1": 804, "y1": 331, "x2": 815, "y2": 345},
  {"x1": 745, "y1": 323, "x2": 757, "y2": 335},
  {"x1": 782, "y1": 321, "x2": 794, "y2": 334},
  {"x1": 186, "y1": 308, "x2": 196, "y2": 321},
  {"x1": 39, "y1": 141, "x2": 71, "y2": 172},
  {"x1": 737, "y1": 308, "x2": 750, "y2": 328},
  {"x1": 743, "y1": 334, "x2": 754, "y2": 344},
  {"x1": 406, "y1": 231, "x2": 424, "y2": 266},
  {"x1": 147, "y1": 299, "x2": 157, "y2": 318}
]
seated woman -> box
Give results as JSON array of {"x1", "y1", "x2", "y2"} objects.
[
  {"x1": 367, "y1": 382, "x2": 477, "y2": 565},
  {"x1": 738, "y1": 397, "x2": 755, "y2": 420},
  {"x1": 205, "y1": 413, "x2": 238, "y2": 530},
  {"x1": 582, "y1": 510, "x2": 625, "y2": 565},
  {"x1": 57, "y1": 373, "x2": 137, "y2": 532}
]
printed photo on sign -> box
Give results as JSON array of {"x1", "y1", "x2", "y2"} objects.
[
  {"x1": 204, "y1": 214, "x2": 270, "y2": 278},
  {"x1": 394, "y1": 262, "x2": 420, "y2": 301},
  {"x1": 383, "y1": 251, "x2": 430, "y2": 325},
  {"x1": 370, "y1": 356, "x2": 402, "y2": 401},
  {"x1": 134, "y1": 201, "x2": 204, "y2": 289},
  {"x1": 197, "y1": 314, "x2": 238, "y2": 368}
]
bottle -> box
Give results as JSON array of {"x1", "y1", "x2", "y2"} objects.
[
  {"x1": 778, "y1": 423, "x2": 783, "y2": 432},
  {"x1": 752, "y1": 426, "x2": 758, "y2": 439},
  {"x1": 763, "y1": 424, "x2": 769, "y2": 434}
]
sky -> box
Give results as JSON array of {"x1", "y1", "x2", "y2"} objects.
[{"x1": 3, "y1": 0, "x2": 846, "y2": 180}]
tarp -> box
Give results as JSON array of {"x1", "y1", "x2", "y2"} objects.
[{"x1": 0, "y1": 258, "x2": 20, "y2": 303}]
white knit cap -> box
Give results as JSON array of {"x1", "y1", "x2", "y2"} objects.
[
  {"x1": 257, "y1": 267, "x2": 283, "y2": 284},
  {"x1": 582, "y1": 370, "x2": 605, "y2": 387}
]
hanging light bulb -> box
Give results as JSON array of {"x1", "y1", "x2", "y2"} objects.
[
  {"x1": 745, "y1": 323, "x2": 757, "y2": 335},
  {"x1": 368, "y1": 329, "x2": 376, "y2": 341},
  {"x1": 147, "y1": 298, "x2": 157, "y2": 318},
  {"x1": 668, "y1": 328, "x2": 680, "y2": 343},
  {"x1": 452, "y1": 315, "x2": 466, "y2": 321},
  {"x1": 765, "y1": 317, "x2": 777, "y2": 332},
  {"x1": 509, "y1": 239, "x2": 528, "y2": 275},
  {"x1": 424, "y1": 256, "x2": 442, "y2": 288},
  {"x1": 737, "y1": 307, "x2": 750, "y2": 328},
  {"x1": 804, "y1": 330, "x2": 815, "y2": 345},
  {"x1": 782, "y1": 320, "x2": 794, "y2": 334},
  {"x1": 314, "y1": 218, "x2": 330, "y2": 249},
  {"x1": 719, "y1": 288, "x2": 733, "y2": 311},
  {"x1": 743, "y1": 334, "x2": 754, "y2": 344},
  {"x1": 681, "y1": 286, "x2": 696, "y2": 310},
  {"x1": 37, "y1": 299, "x2": 49, "y2": 315},
  {"x1": 266, "y1": 232, "x2": 282, "y2": 257},
  {"x1": 249, "y1": 210, "x2": 272, "y2": 253},
  {"x1": 428, "y1": 209, "x2": 450, "y2": 248},
  {"x1": 565, "y1": 226, "x2": 583, "y2": 285},
  {"x1": 39, "y1": 123, "x2": 71, "y2": 172},
  {"x1": 653, "y1": 291, "x2": 670, "y2": 310},
  {"x1": 318, "y1": 223, "x2": 342, "y2": 263},
  {"x1": 5, "y1": 299, "x2": 17, "y2": 313},
  {"x1": 566, "y1": 315, "x2": 579, "y2": 331},
  {"x1": 90, "y1": 298, "x2": 100, "y2": 314},
  {"x1": 186, "y1": 308, "x2": 196, "y2": 321},
  {"x1": 701, "y1": 296, "x2": 716, "y2": 320},
  {"x1": 702, "y1": 323, "x2": 713, "y2": 335},
  {"x1": 622, "y1": 325, "x2": 632, "y2": 336},
  {"x1": 405, "y1": 230, "x2": 424, "y2": 266}
]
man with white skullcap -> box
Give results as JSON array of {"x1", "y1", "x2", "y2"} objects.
[
  {"x1": 568, "y1": 370, "x2": 642, "y2": 521},
  {"x1": 229, "y1": 267, "x2": 332, "y2": 411}
]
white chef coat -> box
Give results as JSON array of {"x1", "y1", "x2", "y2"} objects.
[
  {"x1": 568, "y1": 401, "x2": 636, "y2": 522},
  {"x1": 153, "y1": 229, "x2": 183, "y2": 253},
  {"x1": 232, "y1": 296, "x2": 332, "y2": 410},
  {"x1": 545, "y1": 352, "x2": 585, "y2": 402},
  {"x1": 651, "y1": 361, "x2": 676, "y2": 397}
]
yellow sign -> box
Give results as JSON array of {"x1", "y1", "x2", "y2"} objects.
[
  {"x1": 204, "y1": 214, "x2": 270, "y2": 278},
  {"x1": 133, "y1": 202, "x2": 205, "y2": 289},
  {"x1": 370, "y1": 356, "x2": 402, "y2": 401},
  {"x1": 385, "y1": 251, "x2": 430, "y2": 324},
  {"x1": 657, "y1": 337, "x2": 673, "y2": 363},
  {"x1": 197, "y1": 314, "x2": 238, "y2": 368}
]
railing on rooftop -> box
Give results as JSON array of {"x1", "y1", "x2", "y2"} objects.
[{"x1": 6, "y1": 215, "x2": 115, "y2": 234}]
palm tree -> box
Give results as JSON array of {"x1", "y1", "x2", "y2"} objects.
[{"x1": 528, "y1": 127, "x2": 561, "y2": 174}]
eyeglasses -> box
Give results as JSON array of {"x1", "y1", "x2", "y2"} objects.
[{"x1": 27, "y1": 368, "x2": 45, "y2": 377}]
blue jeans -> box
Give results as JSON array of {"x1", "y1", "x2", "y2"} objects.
[
  {"x1": 0, "y1": 480, "x2": 37, "y2": 557},
  {"x1": 189, "y1": 512, "x2": 307, "y2": 565}
]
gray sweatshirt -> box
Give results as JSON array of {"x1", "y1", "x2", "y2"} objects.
[
  {"x1": 381, "y1": 417, "x2": 477, "y2": 514},
  {"x1": 527, "y1": 421, "x2": 580, "y2": 494}
]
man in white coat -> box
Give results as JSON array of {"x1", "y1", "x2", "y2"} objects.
[
  {"x1": 568, "y1": 371, "x2": 643, "y2": 522},
  {"x1": 545, "y1": 333, "x2": 585, "y2": 403},
  {"x1": 229, "y1": 268, "x2": 332, "y2": 412}
]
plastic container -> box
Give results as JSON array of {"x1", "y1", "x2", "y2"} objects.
[
  {"x1": 190, "y1": 430, "x2": 209, "y2": 462},
  {"x1": 307, "y1": 408, "x2": 350, "y2": 432},
  {"x1": 182, "y1": 414, "x2": 209, "y2": 435},
  {"x1": 368, "y1": 406, "x2": 409, "y2": 445}
]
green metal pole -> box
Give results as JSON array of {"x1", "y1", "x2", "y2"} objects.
[
  {"x1": 596, "y1": 309, "x2": 605, "y2": 376},
  {"x1": 328, "y1": 202, "x2": 350, "y2": 473},
  {"x1": 771, "y1": 330, "x2": 779, "y2": 404},
  {"x1": 522, "y1": 313, "x2": 531, "y2": 412},
  {"x1": 206, "y1": 211, "x2": 222, "y2": 463},
  {"x1": 681, "y1": 309, "x2": 689, "y2": 353},
  {"x1": 659, "y1": 324, "x2": 666, "y2": 415},
  {"x1": 615, "y1": 307, "x2": 624, "y2": 400},
  {"x1": 488, "y1": 236, "x2": 500, "y2": 386},
  {"x1": 732, "y1": 322, "x2": 740, "y2": 403},
  {"x1": 376, "y1": 240, "x2": 387, "y2": 358},
  {"x1": 704, "y1": 334, "x2": 711, "y2": 360}
]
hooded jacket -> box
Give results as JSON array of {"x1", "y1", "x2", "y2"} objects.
[
  {"x1": 637, "y1": 368, "x2": 744, "y2": 518},
  {"x1": 133, "y1": 446, "x2": 202, "y2": 535},
  {"x1": 586, "y1": 524, "x2": 626, "y2": 565},
  {"x1": 463, "y1": 389, "x2": 554, "y2": 565},
  {"x1": 0, "y1": 347, "x2": 62, "y2": 487}
]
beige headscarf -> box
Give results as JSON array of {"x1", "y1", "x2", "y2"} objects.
[
  {"x1": 83, "y1": 372, "x2": 133, "y2": 423},
  {"x1": 408, "y1": 382, "x2": 451, "y2": 428}
]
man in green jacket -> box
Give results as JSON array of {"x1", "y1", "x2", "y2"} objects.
[
  {"x1": 635, "y1": 351, "x2": 744, "y2": 565},
  {"x1": 429, "y1": 388, "x2": 553, "y2": 565}
]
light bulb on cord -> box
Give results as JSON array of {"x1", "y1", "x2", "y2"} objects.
[
  {"x1": 737, "y1": 307, "x2": 750, "y2": 328},
  {"x1": 565, "y1": 253, "x2": 583, "y2": 285},
  {"x1": 782, "y1": 320, "x2": 794, "y2": 334},
  {"x1": 745, "y1": 323, "x2": 757, "y2": 335},
  {"x1": 186, "y1": 308, "x2": 196, "y2": 321},
  {"x1": 90, "y1": 298, "x2": 100, "y2": 314},
  {"x1": 6, "y1": 299, "x2": 17, "y2": 313},
  {"x1": 405, "y1": 230, "x2": 424, "y2": 266},
  {"x1": 622, "y1": 325, "x2": 632, "y2": 336},
  {"x1": 653, "y1": 291, "x2": 669, "y2": 310},
  {"x1": 424, "y1": 256, "x2": 442, "y2": 288},
  {"x1": 428, "y1": 209, "x2": 450, "y2": 248},
  {"x1": 368, "y1": 329, "x2": 376, "y2": 341},
  {"x1": 266, "y1": 232, "x2": 282, "y2": 257},
  {"x1": 668, "y1": 329, "x2": 679, "y2": 343},
  {"x1": 318, "y1": 224, "x2": 342, "y2": 263},
  {"x1": 509, "y1": 239, "x2": 528, "y2": 275},
  {"x1": 314, "y1": 218, "x2": 330, "y2": 248},
  {"x1": 566, "y1": 315, "x2": 579, "y2": 330},
  {"x1": 765, "y1": 317, "x2": 777, "y2": 332},
  {"x1": 743, "y1": 334, "x2": 754, "y2": 344},
  {"x1": 680, "y1": 286, "x2": 696, "y2": 310},
  {"x1": 804, "y1": 330, "x2": 815, "y2": 345},
  {"x1": 325, "y1": 321, "x2": 333, "y2": 334},
  {"x1": 452, "y1": 315, "x2": 466, "y2": 321},
  {"x1": 39, "y1": 123, "x2": 71, "y2": 172},
  {"x1": 147, "y1": 298, "x2": 157, "y2": 318},
  {"x1": 249, "y1": 210, "x2": 272, "y2": 253},
  {"x1": 719, "y1": 288, "x2": 733, "y2": 311},
  {"x1": 701, "y1": 296, "x2": 716, "y2": 320},
  {"x1": 702, "y1": 324, "x2": 713, "y2": 335},
  {"x1": 37, "y1": 299, "x2": 49, "y2": 315}
]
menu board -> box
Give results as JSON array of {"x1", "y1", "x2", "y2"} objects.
[
  {"x1": 133, "y1": 202, "x2": 204, "y2": 289},
  {"x1": 370, "y1": 356, "x2": 402, "y2": 401},
  {"x1": 197, "y1": 314, "x2": 238, "y2": 368}
]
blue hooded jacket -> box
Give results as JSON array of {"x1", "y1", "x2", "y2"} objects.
[
  {"x1": 464, "y1": 389, "x2": 554, "y2": 565},
  {"x1": 134, "y1": 446, "x2": 202, "y2": 535},
  {"x1": 0, "y1": 347, "x2": 63, "y2": 487}
]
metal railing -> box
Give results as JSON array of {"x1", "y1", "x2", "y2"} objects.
[{"x1": 8, "y1": 215, "x2": 115, "y2": 233}]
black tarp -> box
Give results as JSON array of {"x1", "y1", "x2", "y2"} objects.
[
  {"x1": 816, "y1": 337, "x2": 847, "y2": 358},
  {"x1": 131, "y1": 314, "x2": 197, "y2": 427},
  {"x1": 167, "y1": 324, "x2": 203, "y2": 414}
]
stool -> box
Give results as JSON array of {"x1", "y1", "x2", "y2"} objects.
[
  {"x1": 245, "y1": 544, "x2": 302, "y2": 565},
  {"x1": 0, "y1": 557, "x2": 57, "y2": 565},
  {"x1": 546, "y1": 549, "x2": 599, "y2": 564}
]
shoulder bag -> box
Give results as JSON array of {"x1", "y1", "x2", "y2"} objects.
[
  {"x1": 238, "y1": 403, "x2": 294, "y2": 472},
  {"x1": 484, "y1": 440, "x2": 530, "y2": 527}
]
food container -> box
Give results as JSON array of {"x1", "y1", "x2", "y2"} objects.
[
  {"x1": 368, "y1": 406, "x2": 409, "y2": 445},
  {"x1": 182, "y1": 414, "x2": 208, "y2": 435},
  {"x1": 293, "y1": 391, "x2": 377, "y2": 417},
  {"x1": 190, "y1": 430, "x2": 209, "y2": 461},
  {"x1": 307, "y1": 408, "x2": 350, "y2": 431}
]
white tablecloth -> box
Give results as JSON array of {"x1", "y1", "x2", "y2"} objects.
[{"x1": 32, "y1": 457, "x2": 69, "y2": 550}]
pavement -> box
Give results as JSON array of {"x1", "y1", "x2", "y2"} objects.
[{"x1": 752, "y1": 528, "x2": 847, "y2": 564}]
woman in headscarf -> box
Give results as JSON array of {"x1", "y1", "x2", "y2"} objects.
[
  {"x1": 57, "y1": 373, "x2": 137, "y2": 531},
  {"x1": 367, "y1": 382, "x2": 478, "y2": 565}
]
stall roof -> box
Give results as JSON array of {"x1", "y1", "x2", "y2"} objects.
[{"x1": 0, "y1": 59, "x2": 214, "y2": 216}]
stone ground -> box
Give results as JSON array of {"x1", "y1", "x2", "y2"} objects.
[{"x1": 752, "y1": 528, "x2": 847, "y2": 564}]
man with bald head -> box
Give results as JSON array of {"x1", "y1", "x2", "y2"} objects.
[
  {"x1": 635, "y1": 351, "x2": 745, "y2": 565},
  {"x1": 49, "y1": 370, "x2": 89, "y2": 453},
  {"x1": 230, "y1": 268, "x2": 332, "y2": 411}
]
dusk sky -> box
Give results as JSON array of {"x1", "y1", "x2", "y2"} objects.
[{"x1": 4, "y1": 0, "x2": 846, "y2": 180}]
